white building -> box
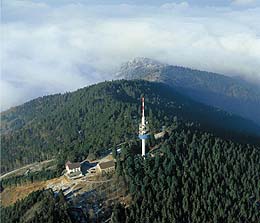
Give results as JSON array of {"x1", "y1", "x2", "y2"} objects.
[
  {"x1": 97, "y1": 160, "x2": 115, "y2": 174},
  {"x1": 65, "y1": 161, "x2": 81, "y2": 174}
]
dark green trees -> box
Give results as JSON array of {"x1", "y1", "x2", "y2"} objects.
[{"x1": 114, "y1": 127, "x2": 260, "y2": 222}]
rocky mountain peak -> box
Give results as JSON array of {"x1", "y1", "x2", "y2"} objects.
[
  {"x1": 122, "y1": 57, "x2": 164, "y2": 68},
  {"x1": 116, "y1": 57, "x2": 166, "y2": 80}
]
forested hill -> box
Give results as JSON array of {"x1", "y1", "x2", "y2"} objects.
[
  {"x1": 1, "y1": 80, "x2": 260, "y2": 173},
  {"x1": 116, "y1": 57, "x2": 260, "y2": 125}
]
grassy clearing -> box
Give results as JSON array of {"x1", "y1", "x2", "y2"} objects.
[{"x1": 0, "y1": 176, "x2": 65, "y2": 207}]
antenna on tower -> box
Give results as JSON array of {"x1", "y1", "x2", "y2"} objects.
[{"x1": 138, "y1": 96, "x2": 149, "y2": 156}]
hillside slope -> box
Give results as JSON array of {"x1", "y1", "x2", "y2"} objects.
[
  {"x1": 1, "y1": 80, "x2": 260, "y2": 173},
  {"x1": 116, "y1": 57, "x2": 260, "y2": 125}
]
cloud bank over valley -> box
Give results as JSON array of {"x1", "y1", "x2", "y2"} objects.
[{"x1": 1, "y1": 0, "x2": 260, "y2": 110}]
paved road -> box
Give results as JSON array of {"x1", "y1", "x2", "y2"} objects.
[{"x1": 0, "y1": 159, "x2": 55, "y2": 180}]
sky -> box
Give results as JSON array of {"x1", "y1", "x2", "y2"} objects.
[{"x1": 1, "y1": 0, "x2": 260, "y2": 111}]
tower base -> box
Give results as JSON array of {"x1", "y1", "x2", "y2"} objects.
[{"x1": 142, "y1": 139, "x2": 145, "y2": 156}]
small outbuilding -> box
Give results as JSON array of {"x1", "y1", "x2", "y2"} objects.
[{"x1": 154, "y1": 131, "x2": 166, "y2": 140}]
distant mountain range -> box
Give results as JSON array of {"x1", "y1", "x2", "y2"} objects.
[{"x1": 116, "y1": 57, "x2": 260, "y2": 126}]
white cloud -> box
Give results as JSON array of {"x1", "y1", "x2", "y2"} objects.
[
  {"x1": 1, "y1": 0, "x2": 260, "y2": 111},
  {"x1": 161, "y1": 1, "x2": 189, "y2": 10},
  {"x1": 232, "y1": 0, "x2": 256, "y2": 6}
]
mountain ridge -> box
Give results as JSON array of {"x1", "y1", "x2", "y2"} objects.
[
  {"x1": 116, "y1": 57, "x2": 260, "y2": 125},
  {"x1": 1, "y1": 80, "x2": 260, "y2": 174}
]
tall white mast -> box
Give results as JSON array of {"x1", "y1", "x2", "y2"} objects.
[
  {"x1": 141, "y1": 97, "x2": 145, "y2": 156},
  {"x1": 139, "y1": 97, "x2": 148, "y2": 156}
]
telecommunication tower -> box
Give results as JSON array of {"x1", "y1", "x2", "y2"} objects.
[{"x1": 138, "y1": 97, "x2": 149, "y2": 156}]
